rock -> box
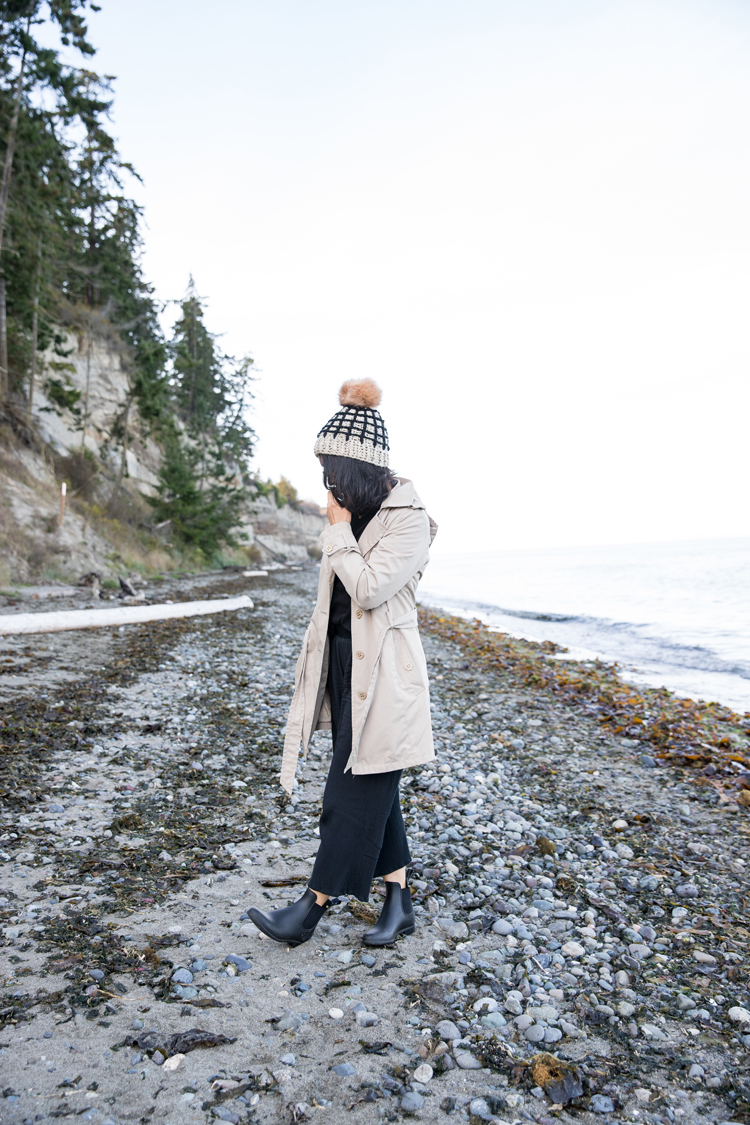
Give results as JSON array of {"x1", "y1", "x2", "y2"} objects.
[
  {"x1": 332, "y1": 1062, "x2": 356, "y2": 1077},
  {"x1": 617, "y1": 1001, "x2": 636, "y2": 1017},
  {"x1": 454, "y1": 1049, "x2": 482, "y2": 1069},
  {"x1": 171, "y1": 968, "x2": 193, "y2": 984},
  {"x1": 544, "y1": 1027, "x2": 563, "y2": 1043},
  {"x1": 436, "y1": 917, "x2": 469, "y2": 939},
  {"x1": 689, "y1": 1064, "x2": 705, "y2": 1078},
  {"x1": 132, "y1": 1019, "x2": 144, "y2": 1030},
  {"x1": 639, "y1": 755, "x2": 657, "y2": 768},
  {"x1": 629, "y1": 943, "x2": 652, "y2": 960},
  {"x1": 492, "y1": 918, "x2": 513, "y2": 935},
  {"x1": 676, "y1": 883, "x2": 699, "y2": 898},
  {"x1": 337, "y1": 950, "x2": 353, "y2": 964},
  {"x1": 328, "y1": 1008, "x2": 344, "y2": 1020},
  {"x1": 590, "y1": 1095, "x2": 615, "y2": 1113},
  {"x1": 162, "y1": 1053, "x2": 184, "y2": 1072},
  {"x1": 355, "y1": 1011, "x2": 378, "y2": 1027},
  {"x1": 515, "y1": 1013, "x2": 534, "y2": 1031},
  {"x1": 276, "y1": 1011, "x2": 302, "y2": 1031},
  {"x1": 616, "y1": 843, "x2": 634, "y2": 859},
  {"x1": 473, "y1": 997, "x2": 498, "y2": 1013},
  {"x1": 614, "y1": 970, "x2": 630, "y2": 988},
  {"x1": 401, "y1": 1091, "x2": 425, "y2": 1112},
  {"x1": 224, "y1": 954, "x2": 252, "y2": 973},
  {"x1": 89, "y1": 969, "x2": 105, "y2": 981},
  {"x1": 435, "y1": 1019, "x2": 461, "y2": 1041},
  {"x1": 505, "y1": 995, "x2": 523, "y2": 1015},
  {"x1": 361, "y1": 954, "x2": 376, "y2": 967},
  {"x1": 561, "y1": 941, "x2": 585, "y2": 957},
  {"x1": 280, "y1": 1053, "x2": 295, "y2": 1065},
  {"x1": 413, "y1": 1063, "x2": 433, "y2": 1083},
  {"x1": 633, "y1": 1089, "x2": 651, "y2": 1102},
  {"x1": 212, "y1": 1109, "x2": 240, "y2": 1124},
  {"x1": 469, "y1": 1098, "x2": 493, "y2": 1119},
  {"x1": 727, "y1": 1006, "x2": 750, "y2": 1024},
  {"x1": 677, "y1": 994, "x2": 696, "y2": 1011},
  {"x1": 641, "y1": 1023, "x2": 669, "y2": 1041},
  {"x1": 694, "y1": 951, "x2": 716, "y2": 964},
  {"x1": 481, "y1": 1012, "x2": 507, "y2": 1028},
  {"x1": 525, "y1": 1024, "x2": 546, "y2": 1043}
]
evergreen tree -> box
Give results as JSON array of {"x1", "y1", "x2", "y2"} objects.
[{"x1": 148, "y1": 280, "x2": 256, "y2": 558}]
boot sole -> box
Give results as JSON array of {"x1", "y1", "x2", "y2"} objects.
[
  {"x1": 247, "y1": 908, "x2": 308, "y2": 948},
  {"x1": 362, "y1": 921, "x2": 416, "y2": 947}
]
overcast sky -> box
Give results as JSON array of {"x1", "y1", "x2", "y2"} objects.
[{"x1": 77, "y1": 0, "x2": 749, "y2": 553}]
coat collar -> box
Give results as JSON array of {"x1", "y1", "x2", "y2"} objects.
[{"x1": 379, "y1": 477, "x2": 425, "y2": 510}]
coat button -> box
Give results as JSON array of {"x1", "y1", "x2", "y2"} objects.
[
  {"x1": 358, "y1": 691, "x2": 367, "y2": 700},
  {"x1": 355, "y1": 609, "x2": 363, "y2": 618},
  {"x1": 324, "y1": 544, "x2": 333, "y2": 553},
  {"x1": 404, "y1": 662, "x2": 413, "y2": 670},
  {"x1": 355, "y1": 650, "x2": 364, "y2": 659}
]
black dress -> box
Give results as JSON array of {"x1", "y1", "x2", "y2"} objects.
[{"x1": 308, "y1": 511, "x2": 411, "y2": 901}]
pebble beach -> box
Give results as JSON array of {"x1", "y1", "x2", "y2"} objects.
[{"x1": 0, "y1": 566, "x2": 749, "y2": 1125}]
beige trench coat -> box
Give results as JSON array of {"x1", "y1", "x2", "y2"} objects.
[{"x1": 280, "y1": 478, "x2": 437, "y2": 794}]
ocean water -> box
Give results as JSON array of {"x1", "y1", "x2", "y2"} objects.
[{"x1": 418, "y1": 538, "x2": 750, "y2": 714}]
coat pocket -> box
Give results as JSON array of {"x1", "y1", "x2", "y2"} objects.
[{"x1": 394, "y1": 627, "x2": 427, "y2": 694}]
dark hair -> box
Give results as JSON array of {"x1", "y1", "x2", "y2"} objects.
[{"x1": 321, "y1": 454, "x2": 398, "y2": 517}]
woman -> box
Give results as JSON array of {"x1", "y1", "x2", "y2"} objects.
[{"x1": 249, "y1": 378, "x2": 437, "y2": 948}]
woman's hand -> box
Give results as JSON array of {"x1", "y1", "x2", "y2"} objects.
[{"x1": 327, "y1": 491, "x2": 352, "y2": 525}]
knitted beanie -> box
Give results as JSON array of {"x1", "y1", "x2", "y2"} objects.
[{"x1": 313, "y1": 379, "x2": 389, "y2": 466}]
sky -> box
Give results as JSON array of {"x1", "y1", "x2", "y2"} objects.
[{"x1": 59, "y1": 0, "x2": 750, "y2": 553}]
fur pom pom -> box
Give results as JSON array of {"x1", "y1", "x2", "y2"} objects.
[{"x1": 339, "y1": 378, "x2": 382, "y2": 409}]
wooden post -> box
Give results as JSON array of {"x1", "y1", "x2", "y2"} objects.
[{"x1": 60, "y1": 481, "x2": 67, "y2": 525}]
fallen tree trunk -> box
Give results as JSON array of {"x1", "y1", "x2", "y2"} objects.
[{"x1": 0, "y1": 595, "x2": 253, "y2": 636}]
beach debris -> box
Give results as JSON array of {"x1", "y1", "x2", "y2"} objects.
[
  {"x1": 120, "y1": 1028, "x2": 237, "y2": 1059},
  {"x1": 0, "y1": 593, "x2": 253, "y2": 634}
]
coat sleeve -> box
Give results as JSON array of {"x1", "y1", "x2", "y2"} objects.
[{"x1": 319, "y1": 508, "x2": 430, "y2": 610}]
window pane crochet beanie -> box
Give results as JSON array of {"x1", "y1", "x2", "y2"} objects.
[{"x1": 313, "y1": 379, "x2": 389, "y2": 466}]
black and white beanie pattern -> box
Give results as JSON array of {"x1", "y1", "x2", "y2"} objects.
[{"x1": 314, "y1": 379, "x2": 390, "y2": 467}]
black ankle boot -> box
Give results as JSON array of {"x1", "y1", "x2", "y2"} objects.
[
  {"x1": 362, "y1": 881, "x2": 416, "y2": 946},
  {"x1": 248, "y1": 888, "x2": 330, "y2": 947}
]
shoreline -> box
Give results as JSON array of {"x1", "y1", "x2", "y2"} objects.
[{"x1": 0, "y1": 569, "x2": 748, "y2": 1125}]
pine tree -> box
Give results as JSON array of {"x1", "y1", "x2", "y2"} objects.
[{"x1": 148, "y1": 280, "x2": 256, "y2": 558}]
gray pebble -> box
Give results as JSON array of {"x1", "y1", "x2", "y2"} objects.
[
  {"x1": 454, "y1": 1049, "x2": 482, "y2": 1069},
  {"x1": 224, "y1": 954, "x2": 252, "y2": 973},
  {"x1": 525, "y1": 1024, "x2": 546, "y2": 1043},
  {"x1": 132, "y1": 1019, "x2": 144, "y2": 1030},
  {"x1": 332, "y1": 1062, "x2": 356, "y2": 1077},
  {"x1": 401, "y1": 1091, "x2": 425, "y2": 1111},
  {"x1": 590, "y1": 1095, "x2": 615, "y2": 1113},
  {"x1": 435, "y1": 1019, "x2": 461, "y2": 1041},
  {"x1": 89, "y1": 969, "x2": 105, "y2": 981},
  {"x1": 469, "y1": 1098, "x2": 493, "y2": 1119},
  {"x1": 639, "y1": 754, "x2": 657, "y2": 768},
  {"x1": 361, "y1": 954, "x2": 376, "y2": 967},
  {"x1": 171, "y1": 968, "x2": 193, "y2": 984},
  {"x1": 277, "y1": 1011, "x2": 303, "y2": 1031},
  {"x1": 280, "y1": 1053, "x2": 295, "y2": 1065}
]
